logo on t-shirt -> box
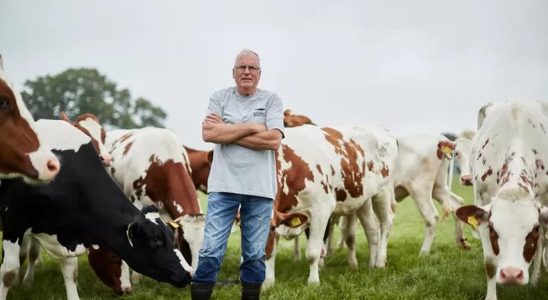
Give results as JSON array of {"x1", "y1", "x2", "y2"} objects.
[{"x1": 253, "y1": 107, "x2": 266, "y2": 117}]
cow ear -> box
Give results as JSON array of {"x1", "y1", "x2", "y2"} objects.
[
  {"x1": 142, "y1": 205, "x2": 159, "y2": 214},
  {"x1": 280, "y1": 212, "x2": 308, "y2": 228},
  {"x1": 60, "y1": 111, "x2": 72, "y2": 123},
  {"x1": 477, "y1": 102, "x2": 493, "y2": 130},
  {"x1": 456, "y1": 205, "x2": 489, "y2": 229}
]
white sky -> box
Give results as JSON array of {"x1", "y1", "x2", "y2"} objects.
[{"x1": 2, "y1": 0, "x2": 547, "y2": 149}]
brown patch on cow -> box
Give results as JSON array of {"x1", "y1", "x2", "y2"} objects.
[
  {"x1": 88, "y1": 247, "x2": 125, "y2": 295},
  {"x1": 141, "y1": 157, "x2": 202, "y2": 217},
  {"x1": 535, "y1": 159, "x2": 545, "y2": 170},
  {"x1": 335, "y1": 188, "x2": 347, "y2": 201},
  {"x1": 283, "y1": 109, "x2": 315, "y2": 127},
  {"x1": 519, "y1": 170, "x2": 533, "y2": 191},
  {"x1": 527, "y1": 118, "x2": 536, "y2": 128},
  {"x1": 485, "y1": 261, "x2": 497, "y2": 279},
  {"x1": 533, "y1": 148, "x2": 538, "y2": 155},
  {"x1": 523, "y1": 225, "x2": 540, "y2": 263},
  {"x1": 367, "y1": 160, "x2": 374, "y2": 171},
  {"x1": 320, "y1": 181, "x2": 329, "y2": 194},
  {"x1": 481, "y1": 138, "x2": 490, "y2": 150},
  {"x1": 322, "y1": 127, "x2": 366, "y2": 198},
  {"x1": 481, "y1": 167, "x2": 493, "y2": 181},
  {"x1": 110, "y1": 167, "x2": 116, "y2": 175},
  {"x1": 184, "y1": 146, "x2": 213, "y2": 193},
  {"x1": 489, "y1": 223, "x2": 500, "y2": 255},
  {"x1": 2, "y1": 270, "x2": 16, "y2": 287},
  {"x1": 316, "y1": 164, "x2": 323, "y2": 175},
  {"x1": 330, "y1": 166, "x2": 336, "y2": 176},
  {"x1": 123, "y1": 141, "x2": 133, "y2": 156},
  {"x1": 265, "y1": 229, "x2": 278, "y2": 259},
  {"x1": 380, "y1": 163, "x2": 389, "y2": 178},
  {"x1": 119, "y1": 132, "x2": 134, "y2": 144},
  {"x1": 275, "y1": 145, "x2": 315, "y2": 212}
]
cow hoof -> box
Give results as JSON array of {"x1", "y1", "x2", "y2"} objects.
[
  {"x1": 459, "y1": 240, "x2": 472, "y2": 250},
  {"x1": 262, "y1": 280, "x2": 275, "y2": 290},
  {"x1": 307, "y1": 279, "x2": 320, "y2": 285}
]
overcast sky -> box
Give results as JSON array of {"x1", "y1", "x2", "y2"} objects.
[{"x1": 2, "y1": 0, "x2": 548, "y2": 149}]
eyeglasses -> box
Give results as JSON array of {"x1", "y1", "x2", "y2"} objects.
[{"x1": 234, "y1": 65, "x2": 260, "y2": 73}]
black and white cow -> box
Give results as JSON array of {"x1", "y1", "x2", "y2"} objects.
[{"x1": 0, "y1": 120, "x2": 192, "y2": 300}]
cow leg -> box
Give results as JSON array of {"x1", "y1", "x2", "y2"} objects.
[
  {"x1": 531, "y1": 226, "x2": 545, "y2": 285},
  {"x1": 326, "y1": 215, "x2": 339, "y2": 256},
  {"x1": 60, "y1": 257, "x2": 79, "y2": 300},
  {"x1": 263, "y1": 235, "x2": 279, "y2": 290},
  {"x1": 0, "y1": 239, "x2": 22, "y2": 300},
  {"x1": 293, "y1": 235, "x2": 301, "y2": 261},
  {"x1": 356, "y1": 201, "x2": 380, "y2": 268},
  {"x1": 120, "y1": 261, "x2": 132, "y2": 293},
  {"x1": 337, "y1": 215, "x2": 348, "y2": 249},
  {"x1": 484, "y1": 258, "x2": 497, "y2": 300},
  {"x1": 409, "y1": 189, "x2": 439, "y2": 255},
  {"x1": 432, "y1": 187, "x2": 470, "y2": 250},
  {"x1": 22, "y1": 238, "x2": 41, "y2": 287},
  {"x1": 371, "y1": 189, "x2": 394, "y2": 268},
  {"x1": 305, "y1": 206, "x2": 332, "y2": 284},
  {"x1": 340, "y1": 213, "x2": 358, "y2": 269}
]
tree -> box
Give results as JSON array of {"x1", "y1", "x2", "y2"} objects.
[{"x1": 21, "y1": 68, "x2": 167, "y2": 128}]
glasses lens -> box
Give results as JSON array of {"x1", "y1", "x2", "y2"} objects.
[{"x1": 236, "y1": 65, "x2": 259, "y2": 72}]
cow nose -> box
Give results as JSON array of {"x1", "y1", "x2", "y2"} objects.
[
  {"x1": 460, "y1": 175, "x2": 473, "y2": 186},
  {"x1": 101, "y1": 154, "x2": 113, "y2": 167},
  {"x1": 500, "y1": 267, "x2": 524, "y2": 285}
]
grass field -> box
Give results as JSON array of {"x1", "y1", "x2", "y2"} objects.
[{"x1": 4, "y1": 179, "x2": 548, "y2": 299}]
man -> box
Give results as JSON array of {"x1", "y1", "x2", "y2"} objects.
[{"x1": 191, "y1": 49, "x2": 284, "y2": 300}]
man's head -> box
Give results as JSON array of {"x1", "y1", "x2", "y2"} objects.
[{"x1": 232, "y1": 49, "x2": 261, "y2": 96}]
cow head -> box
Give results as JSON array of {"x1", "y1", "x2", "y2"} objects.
[
  {"x1": 168, "y1": 214, "x2": 206, "y2": 270},
  {"x1": 265, "y1": 211, "x2": 309, "y2": 259},
  {"x1": 0, "y1": 57, "x2": 60, "y2": 182},
  {"x1": 457, "y1": 188, "x2": 544, "y2": 285},
  {"x1": 283, "y1": 109, "x2": 316, "y2": 127},
  {"x1": 60, "y1": 112, "x2": 112, "y2": 167},
  {"x1": 454, "y1": 131, "x2": 475, "y2": 186},
  {"x1": 125, "y1": 205, "x2": 192, "y2": 287}
]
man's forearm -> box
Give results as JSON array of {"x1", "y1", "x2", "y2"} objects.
[
  {"x1": 234, "y1": 130, "x2": 282, "y2": 150},
  {"x1": 202, "y1": 122, "x2": 266, "y2": 144}
]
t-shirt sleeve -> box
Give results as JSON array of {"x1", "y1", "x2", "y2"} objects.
[
  {"x1": 205, "y1": 92, "x2": 222, "y2": 117},
  {"x1": 266, "y1": 93, "x2": 285, "y2": 137}
]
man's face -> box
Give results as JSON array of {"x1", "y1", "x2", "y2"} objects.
[{"x1": 233, "y1": 53, "x2": 261, "y2": 94}]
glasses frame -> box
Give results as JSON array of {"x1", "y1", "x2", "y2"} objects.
[{"x1": 234, "y1": 65, "x2": 261, "y2": 73}]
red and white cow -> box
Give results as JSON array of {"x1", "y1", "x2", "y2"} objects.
[
  {"x1": 0, "y1": 55, "x2": 59, "y2": 182},
  {"x1": 456, "y1": 101, "x2": 548, "y2": 300},
  {"x1": 183, "y1": 146, "x2": 212, "y2": 194},
  {"x1": 59, "y1": 112, "x2": 112, "y2": 167},
  {"x1": 102, "y1": 128, "x2": 205, "y2": 287},
  {"x1": 283, "y1": 109, "x2": 315, "y2": 127},
  {"x1": 264, "y1": 124, "x2": 398, "y2": 288},
  {"x1": 454, "y1": 130, "x2": 476, "y2": 186}
]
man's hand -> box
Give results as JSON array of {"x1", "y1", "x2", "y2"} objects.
[{"x1": 202, "y1": 113, "x2": 267, "y2": 144}]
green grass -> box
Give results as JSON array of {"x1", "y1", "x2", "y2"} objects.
[{"x1": 4, "y1": 179, "x2": 548, "y2": 299}]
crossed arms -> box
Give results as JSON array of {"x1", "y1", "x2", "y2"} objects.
[{"x1": 202, "y1": 113, "x2": 282, "y2": 150}]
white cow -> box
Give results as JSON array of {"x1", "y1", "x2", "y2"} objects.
[
  {"x1": 456, "y1": 101, "x2": 548, "y2": 300},
  {"x1": 263, "y1": 124, "x2": 398, "y2": 288}
]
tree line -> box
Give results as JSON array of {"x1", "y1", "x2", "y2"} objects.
[{"x1": 22, "y1": 68, "x2": 166, "y2": 128}]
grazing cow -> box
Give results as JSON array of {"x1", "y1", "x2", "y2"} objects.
[
  {"x1": 0, "y1": 55, "x2": 59, "y2": 182},
  {"x1": 392, "y1": 135, "x2": 468, "y2": 254},
  {"x1": 83, "y1": 127, "x2": 204, "y2": 292},
  {"x1": 454, "y1": 130, "x2": 475, "y2": 186},
  {"x1": 183, "y1": 146, "x2": 213, "y2": 193},
  {"x1": 264, "y1": 124, "x2": 397, "y2": 287},
  {"x1": 0, "y1": 120, "x2": 192, "y2": 300},
  {"x1": 456, "y1": 101, "x2": 548, "y2": 300}
]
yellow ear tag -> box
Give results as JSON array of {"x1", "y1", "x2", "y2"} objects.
[
  {"x1": 442, "y1": 146, "x2": 453, "y2": 157},
  {"x1": 467, "y1": 216, "x2": 479, "y2": 229},
  {"x1": 169, "y1": 221, "x2": 180, "y2": 229},
  {"x1": 290, "y1": 217, "x2": 301, "y2": 227}
]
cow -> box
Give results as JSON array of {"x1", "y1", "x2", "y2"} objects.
[
  {"x1": 263, "y1": 124, "x2": 398, "y2": 288},
  {"x1": 59, "y1": 112, "x2": 112, "y2": 167},
  {"x1": 0, "y1": 120, "x2": 192, "y2": 300},
  {"x1": 455, "y1": 101, "x2": 548, "y2": 300},
  {"x1": 183, "y1": 146, "x2": 213, "y2": 194},
  {"x1": 454, "y1": 130, "x2": 476, "y2": 186},
  {"x1": 0, "y1": 55, "x2": 60, "y2": 182},
  {"x1": 88, "y1": 127, "x2": 205, "y2": 291}
]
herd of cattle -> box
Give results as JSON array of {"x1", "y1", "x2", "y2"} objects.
[{"x1": 1, "y1": 55, "x2": 547, "y2": 300}]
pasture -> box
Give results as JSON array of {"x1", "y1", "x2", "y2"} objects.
[{"x1": 3, "y1": 178, "x2": 548, "y2": 299}]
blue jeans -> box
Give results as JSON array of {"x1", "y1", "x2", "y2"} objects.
[{"x1": 192, "y1": 192, "x2": 273, "y2": 285}]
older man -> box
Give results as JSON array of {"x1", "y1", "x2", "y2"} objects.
[{"x1": 191, "y1": 49, "x2": 284, "y2": 300}]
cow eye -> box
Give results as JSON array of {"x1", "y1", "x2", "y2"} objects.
[{"x1": 0, "y1": 97, "x2": 10, "y2": 111}]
